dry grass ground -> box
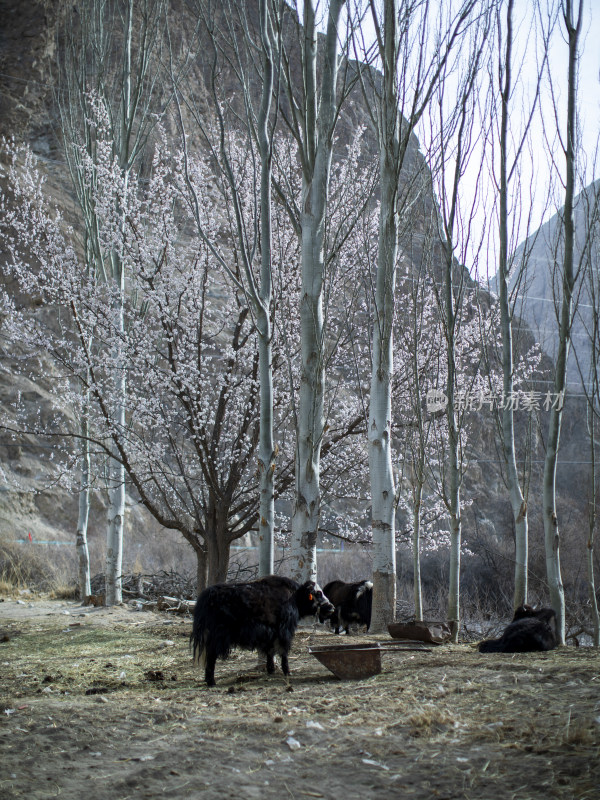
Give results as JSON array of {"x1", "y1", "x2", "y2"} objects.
[{"x1": 1, "y1": 596, "x2": 599, "y2": 800}]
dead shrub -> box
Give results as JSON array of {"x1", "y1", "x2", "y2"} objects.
[{"x1": 0, "y1": 537, "x2": 70, "y2": 593}]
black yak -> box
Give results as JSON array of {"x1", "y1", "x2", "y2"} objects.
[
  {"x1": 478, "y1": 604, "x2": 558, "y2": 653},
  {"x1": 191, "y1": 576, "x2": 335, "y2": 686},
  {"x1": 322, "y1": 579, "x2": 373, "y2": 635}
]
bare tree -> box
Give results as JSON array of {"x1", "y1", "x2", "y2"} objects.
[
  {"x1": 542, "y1": 0, "x2": 584, "y2": 644},
  {"x1": 425, "y1": 6, "x2": 492, "y2": 642},
  {"x1": 583, "y1": 210, "x2": 600, "y2": 646},
  {"x1": 276, "y1": 0, "x2": 348, "y2": 582},
  {"x1": 491, "y1": 0, "x2": 552, "y2": 610},
  {"x1": 571, "y1": 178, "x2": 600, "y2": 646},
  {"x1": 394, "y1": 238, "x2": 446, "y2": 622},
  {"x1": 362, "y1": 0, "x2": 482, "y2": 630}
]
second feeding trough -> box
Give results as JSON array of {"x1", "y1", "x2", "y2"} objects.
[{"x1": 309, "y1": 641, "x2": 432, "y2": 680}]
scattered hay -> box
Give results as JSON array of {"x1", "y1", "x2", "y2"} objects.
[{"x1": 406, "y1": 703, "x2": 457, "y2": 737}]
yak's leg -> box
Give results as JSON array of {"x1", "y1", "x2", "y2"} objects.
[
  {"x1": 333, "y1": 609, "x2": 342, "y2": 635},
  {"x1": 281, "y1": 652, "x2": 290, "y2": 676},
  {"x1": 204, "y1": 648, "x2": 217, "y2": 687},
  {"x1": 266, "y1": 653, "x2": 276, "y2": 674}
]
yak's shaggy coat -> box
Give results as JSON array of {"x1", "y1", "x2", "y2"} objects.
[
  {"x1": 478, "y1": 605, "x2": 558, "y2": 653},
  {"x1": 322, "y1": 579, "x2": 373, "y2": 634},
  {"x1": 191, "y1": 576, "x2": 334, "y2": 686}
]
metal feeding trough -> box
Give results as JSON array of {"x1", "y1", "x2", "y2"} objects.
[
  {"x1": 388, "y1": 620, "x2": 452, "y2": 645},
  {"x1": 309, "y1": 643, "x2": 383, "y2": 679},
  {"x1": 309, "y1": 641, "x2": 432, "y2": 680}
]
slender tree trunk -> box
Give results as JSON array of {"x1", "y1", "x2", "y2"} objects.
[
  {"x1": 587, "y1": 404, "x2": 600, "y2": 646},
  {"x1": 542, "y1": 0, "x2": 582, "y2": 645},
  {"x1": 105, "y1": 0, "x2": 133, "y2": 606},
  {"x1": 497, "y1": 0, "x2": 529, "y2": 610},
  {"x1": 368, "y1": 0, "x2": 400, "y2": 632},
  {"x1": 76, "y1": 412, "x2": 92, "y2": 601},
  {"x1": 447, "y1": 414, "x2": 462, "y2": 643},
  {"x1": 412, "y1": 480, "x2": 423, "y2": 622},
  {"x1": 256, "y1": 0, "x2": 275, "y2": 577},
  {"x1": 408, "y1": 280, "x2": 428, "y2": 624},
  {"x1": 543, "y1": 407, "x2": 566, "y2": 643},
  {"x1": 585, "y1": 260, "x2": 599, "y2": 646},
  {"x1": 257, "y1": 322, "x2": 275, "y2": 576},
  {"x1": 105, "y1": 454, "x2": 124, "y2": 604},
  {"x1": 290, "y1": 218, "x2": 324, "y2": 581},
  {"x1": 289, "y1": 0, "x2": 345, "y2": 582},
  {"x1": 586, "y1": 542, "x2": 599, "y2": 647},
  {"x1": 445, "y1": 244, "x2": 461, "y2": 644},
  {"x1": 105, "y1": 291, "x2": 125, "y2": 606}
]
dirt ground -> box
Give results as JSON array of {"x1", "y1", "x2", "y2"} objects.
[{"x1": 0, "y1": 596, "x2": 599, "y2": 800}]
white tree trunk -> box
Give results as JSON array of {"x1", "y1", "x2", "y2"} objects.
[
  {"x1": 447, "y1": 435, "x2": 461, "y2": 643},
  {"x1": 105, "y1": 290, "x2": 125, "y2": 606},
  {"x1": 542, "y1": 0, "x2": 582, "y2": 645},
  {"x1": 368, "y1": 0, "x2": 400, "y2": 632},
  {"x1": 445, "y1": 245, "x2": 462, "y2": 644},
  {"x1": 586, "y1": 403, "x2": 599, "y2": 646},
  {"x1": 256, "y1": 0, "x2": 275, "y2": 577},
  {"x1": 586, "y1": 533, "x2": 599, "y2": 647},
  {"x1": 257, "y1": 315, "x2": 275, "y2": 576},
  {"x1": 106, "y1": 452, "x2": 124, "y2": 605},
  {"x1": 196, "y1": 0, "x2": 277, "y2": 578},
  {"x1": 289, "y1": 0, "x2": 345, "y2": 582},
  {"x1": 412, "y1": 480, "x2": 423, "y2": 622},
  {"x1": 105, "y1": 0, "x2": 132, "y2": 606},
  {"x1": 290, "y1": 217, "x2": 325, "y2": 583},
  {"x1": 586, "y1": 290, "x2": 599, "y2": 647},
  {"x1": 543, "y1": 407, "x2": 566, "y2": 643},
  {"x1": 76, "y1": 413, "x2": 92, "y2": 600},
  {"x1": 496, "y1": 0, "x2": 529, "y2": 609},
  {"x1": 369, "y1": 268, "x2": 397, "y2": 630}
]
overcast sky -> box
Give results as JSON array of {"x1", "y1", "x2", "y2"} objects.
[{"x1": 310, "y1": 1, "x2": 600, "y2": 272}]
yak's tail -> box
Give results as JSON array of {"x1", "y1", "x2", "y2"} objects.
[
  {"x1": 357, "y1": 581, "x2": 373, "y2": 630},
  {"x1": 478, "y1": 638, "x2": 504, "y2": 653},
  {"x1": 190, "y1": 597, "x2": 208, "y2": 667}
]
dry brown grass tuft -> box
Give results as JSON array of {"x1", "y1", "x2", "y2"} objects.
[
  {"x1": 0, "y1": 537, "x2": 73, "y2": 595},
  {"x1": 48, "y1": 583, "x2": 80, "y2": 600},
  {"x1": 406, "y1": 703, "x2": 457, "y2": 737}
]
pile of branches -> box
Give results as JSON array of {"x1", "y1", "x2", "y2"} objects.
[{"x1": 90, "y1": 569, "x2": 196, "y2": 601}]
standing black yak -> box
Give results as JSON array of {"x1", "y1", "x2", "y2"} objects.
[
  {"x1": 191, "y1": 576, "x2": 335, "y2": 686},
  {"x1": 322, "y1": 579, "x2": 373, "y2": 634},
  {"x1": 478, "y1": 605, "x2": 558, "y2": 653}
]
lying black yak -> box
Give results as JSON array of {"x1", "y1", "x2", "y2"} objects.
[
  {"x1": 191, "y1": 576, "x2": 335, "y2": 686},
  {"x1": 322, "y1": 579, "x2": 373, "y2": 635},
  {"x1": 478, "y1": 604, "x2": 558, "y2": 653}
]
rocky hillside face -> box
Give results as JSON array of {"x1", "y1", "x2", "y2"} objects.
[{"x1": 506, "y1": 179, "x2": 600, "y2": 386}]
